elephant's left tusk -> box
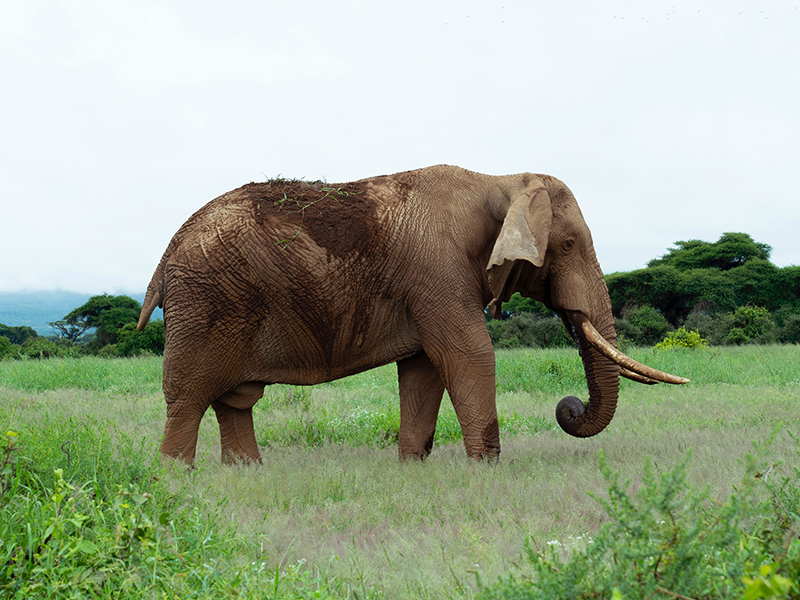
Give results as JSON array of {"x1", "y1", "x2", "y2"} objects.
[{"x1": 573, "y1": 313, "x2": 690, "y2": 385}]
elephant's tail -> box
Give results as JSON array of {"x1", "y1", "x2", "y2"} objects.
[{"x1": 137, "y1": 260, "x2": 166, "y2": 331}]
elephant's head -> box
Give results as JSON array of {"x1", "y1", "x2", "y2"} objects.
[{"x1": 486, "y1": 174, "x2": 688, "y2": 438}]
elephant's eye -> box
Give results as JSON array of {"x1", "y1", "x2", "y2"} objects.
[{"x1": 562, "y1": 239, "x2": 575, "y2": 252}]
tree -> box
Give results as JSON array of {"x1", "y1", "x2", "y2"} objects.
[
  {"x1": 606, "y1": 233, "x2": 798, "y2": 325},
  {"x1": 605, "y1": 266, "x2": 692, "y2": 323},
  {"x1": 49, "y1": 319, "x2": 90, "y2": 342},
  {"x1": 500, "y1": 293, "x2": 555, "y2": 318},
  {"x1": 615, "y1": 305, "x2": 672, "y2": 346},
  {"x1": 647, "y1": 232, "x2": 771, "y2": 271},
  {"x1": 0, "y1": 323, "x2": 38, "y2": 345},
  {"x1": 62, "y1": 294, "x2": 142, "y2": 347},
  {"x1": 115, "y1": 320, "x2": 165, "y2": 356}
]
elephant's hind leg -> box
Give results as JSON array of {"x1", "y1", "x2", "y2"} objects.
[
  {"x1": 161, "y1": 396, "x2": 207, "y2": 465},
  {"x1": 212, "y1": 382, "x2": 265, "y2": 464},
  {"x1": 397, "y1": 352, "x2": 445, "y2": 459}
]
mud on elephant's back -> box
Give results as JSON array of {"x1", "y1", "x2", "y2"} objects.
[{"x1": 249, "y1": 179, "x2": 385, "y2": 260}]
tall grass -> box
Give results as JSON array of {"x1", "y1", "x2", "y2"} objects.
[
  {"x1": 0, "y1": 355, "x2": 162, "y2": 395},
  {"x1": 1, "y1": 345, "x2": 799, "y2": 598}
]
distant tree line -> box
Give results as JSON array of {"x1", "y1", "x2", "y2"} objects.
[
  {"x1": 489, "y1": 232, "x2": 800, "y2": 349},
  {"x1": 0, "y1": 294, "x2": 164, "y2": 360}
]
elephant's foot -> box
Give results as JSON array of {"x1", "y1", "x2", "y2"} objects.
[
  {"x1": 212, "y1": 401, "x2": 262, "y2": 465},
  {"x1": 462, "y1": 415, "x2": 501, "y2": 461},
  {"x1": 398, "y1": 434, "x2": 435, "y2": 461}
]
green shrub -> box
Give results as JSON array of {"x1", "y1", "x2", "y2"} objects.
[
  {"x1": 725, "y1": 326, "x2": 750, "y2": 346},
  {"x1": 18, "y1": 337, "x2": 62, "y2": 359},
  {"x1": 0, "y1": 427, "x2": 335, "y2": 599},
  {"x1": 0, "y1": 324, "x2": 38, "y2": 345},
  {"x1": 612, "y1": 317, "x2": 641, "y2": 349},
  {"x1": 477, "y1": 435, "x2": 800, "y2": 600},
  {"x1": 0, "y1": 336, "x2": 14, "y2": 360},
  {"x1": 487, "y1": 314, "x2": 573, "y2": 349},
  {"x1": 614, "y1": 305, "x2": 672, "y2": 347},
  {"x1": 655, "y1": 327, "x2": 708, "y2": 350},
  {"x1": 625, "y1": 305, "x2": 672, "y2": 345},
  {"x1": 773, "y1": 306, "x2": 800, "y2": 344},
  {"x1": 777, "y1": 314, "x2": 800, "y2": 344},
  {"x1": 116, "y1": 320, "x2": 165, "y2": 356},
  {"x1": 683, "y1": 305, "x2": 780, "y2": 346},
  {"x1": 730, "y1": 304, "x2": 774, "y2": 343},
  {"x1": 683, "y1": 310, "x2": 729, "y2": 345},
  {"x1": 501, "y1": 293, "x2": 555, "y2": 318}
]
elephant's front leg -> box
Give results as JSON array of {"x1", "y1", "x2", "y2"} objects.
[
  {"x1": 211, "y1": 382, "x2": 265, "y2": 465},
  {"x1": 397, "y1": 352, "x2": 445, "y2": 459},
  {"x1": 425, "y1": 327, "x2": 500, "y2": 459}
]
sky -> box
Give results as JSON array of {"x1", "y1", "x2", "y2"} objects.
[{"x1": 1, "y1": 0, "x2": 798, "y2": 293}]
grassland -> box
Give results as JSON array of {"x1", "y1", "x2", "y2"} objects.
[{"x1": 1, "y1": 345, "x2": 799, "y2": 598}]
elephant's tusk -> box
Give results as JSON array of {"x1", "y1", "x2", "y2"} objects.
[
  {"x1": 619, "y1": 367, "x2": 659, "y2": 385},
  {"x1": 573, "y1": 313, "x2": 690, "y2": 385}
]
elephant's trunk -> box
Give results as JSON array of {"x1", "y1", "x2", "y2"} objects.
[
  {"x1": 556, "y1": 311, "x2": 620, "y2": 437},
  {"x1": 556, "y1": 311, "x2": 689, "y2": 438}
]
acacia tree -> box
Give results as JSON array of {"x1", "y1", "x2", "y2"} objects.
[
  {"x1": 647, "y1": 232, "x2": 771, "y2": 271},
  {"x1": 61, "y1": 294, "x2": 142, "y2": 347},
  {"x1": 48, "y1": 319, "x2": 89, "y2": 342},
  {"x1": 605, "y1": 233, "x2": 797, "y2": 324}
]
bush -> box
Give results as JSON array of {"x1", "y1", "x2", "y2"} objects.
[
  {"x1": 487, "y1": 314, "x2": 573, "y2": 349},
  {"x1": 18, "y1": 338, "x2": 62, "y2": 359},
  {"x1": 0, "y1": 323, "x2": 38, "y2": 345},
  {"x1": 656, "y1": 327, "x2": 708, "y2": 350},
  {"x1": 682, "y1": 305, "x2": 781, "y2": 346},
  {"x1": 477, "y1": 435, "x2": 800, "y2": 600},
  {"x1": 777, "y1": 314, "x2": 800, "y2": 344},
  {"x1": 0, "y1": 336, "x2": 14, "y2": 360},
  {"x1": 682, "y1": 310, "x2": 727, "y2": 344},
  {"x1": 0, "y1": 427, "x2": 334, "y2": 599},
  {"x1": 731, "y1": 305, "x2": 774, "y2": 339},
  {"x1": 773, "y1": 306, "x2": 800, "y2": 344},
  {"x1": 501, "y1": 293, "x2": 555, "y2": 318},
  {"x1": 613, "y1": 305, "x2": 672, "y2": 347},
  {"x1": 115, "y1": 320, "x2": 165, "y2": 356}
]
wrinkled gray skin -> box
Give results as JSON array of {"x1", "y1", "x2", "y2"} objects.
[{"x1": 138, "y1": 165, "x2": 633, "y2": 464}]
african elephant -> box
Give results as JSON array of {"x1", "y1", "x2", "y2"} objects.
[{"x1": 137, "y1": 165, "x2": 688, "y2": 465}]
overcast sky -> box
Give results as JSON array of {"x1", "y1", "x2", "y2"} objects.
[{"x1": 1, "y1": 0, "x2": 798, "y2": 293}]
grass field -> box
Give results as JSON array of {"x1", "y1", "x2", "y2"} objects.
[{"x1": 1, "y1": 345, "x2": 799, "y2": 598}]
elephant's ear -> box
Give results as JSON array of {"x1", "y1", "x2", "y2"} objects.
[{"x1": 486, "y1": 177, "x2": 552, "y2": 318}]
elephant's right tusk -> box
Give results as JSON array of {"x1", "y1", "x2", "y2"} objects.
[{"x1": 572, "y1": 313, "x2": 690, "y2": 385}]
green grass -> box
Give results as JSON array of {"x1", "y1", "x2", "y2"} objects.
[
  {"x1": 1, "y1": 345, "x2": 799, "y2": 598},
  {"x1": 0, "y1": 355, "x2": 163, "y2": 395}
]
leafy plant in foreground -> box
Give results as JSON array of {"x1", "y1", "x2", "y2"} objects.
[
  {"x1": 0, "y1": 427, "x2": 340, "y2": 599},
  {"x1": 478, "y1": 433, "x2": 800, "y2": 599}
]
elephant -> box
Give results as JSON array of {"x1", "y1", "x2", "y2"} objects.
[{"x1": 137, "y1": 165, "x2": 688, "y2": 465}]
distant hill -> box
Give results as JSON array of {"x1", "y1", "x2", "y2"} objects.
[{"x1": 0, "y1": 291, "x2": 163, "y2": 335}]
